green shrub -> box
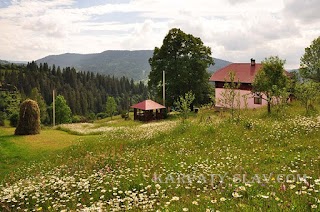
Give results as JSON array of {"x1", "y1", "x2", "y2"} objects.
[
  {"x1": 0, "y1": 112, "x2": 5, "y2": 126},
  {"x1": 97, "y1": 113, "x2": 107, "y2": 119},
  {"x1": 9, "y1": 112, "x2": 19, "y2": 127},
  {"x1": 87, "y1": 113, "x2": 96, "y2": 121}
]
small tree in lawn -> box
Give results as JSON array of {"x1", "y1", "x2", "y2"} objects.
[
  {"x1": 54, "y1": 95, "x2": 72, "y2": 124},
  {"x1": 295, "y1": 81, "x2": 320, "y2": 115},
  {"x1": 175, "y1": 91, "x2": 195, "y2": 120},
  {"x1": 106, "y1": 96, "x2": 117, "y2": 119},
  {"x1": 218, "y1": 71, "x2": 241, "y2": 120},
  {"x1": 252, "y1": 56, "x2": 287, "y2": 114}
]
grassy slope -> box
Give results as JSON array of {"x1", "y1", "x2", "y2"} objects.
[
  {"x1": 0, "y1": 127, "x2": 81, "y2": 180},
  {"x1": 0, "y1": 103, "x2": 320, "y2": 211}
]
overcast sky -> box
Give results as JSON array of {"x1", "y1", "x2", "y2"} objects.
[{"x1": 0, "y1": 0, "x2": 319, "y2": 69}]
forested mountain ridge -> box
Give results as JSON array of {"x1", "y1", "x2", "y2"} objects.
[
  {"x1": 36, "y1": 50, "x2": 231, "y2": 81},
  {"x1": 0, "y1": 62, "x2": 148, "y2": 123}
]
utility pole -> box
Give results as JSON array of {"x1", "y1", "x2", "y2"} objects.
[
  {"x1": 163, "y1": 70, "x2": 165, "y2": 106},
  {"x1": 53, "y1": 89, "x2": 55, "y2": 127}
]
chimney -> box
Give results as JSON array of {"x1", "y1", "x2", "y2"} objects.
[{"x1": 250, "y1": 58, "x2": 255, "y2": 66}]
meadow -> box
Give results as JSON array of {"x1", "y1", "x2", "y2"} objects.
[{"x1": 0, "y1": 102, "x2": 320, "y2": 211}]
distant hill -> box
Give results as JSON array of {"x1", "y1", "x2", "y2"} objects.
[
  {"x1": 0, "y1": 59, "x2": 9, "y2": 65},
  {"x1": 36, "y1": 50, "x2": 231, "y2": 81}
]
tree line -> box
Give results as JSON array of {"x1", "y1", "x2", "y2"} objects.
[{"x1": 0, "y1": 62, "x2": 148, "y2": 125}]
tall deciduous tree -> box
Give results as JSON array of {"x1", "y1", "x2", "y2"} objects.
[
  {"x1": 106, "y1": 96, "x2": 117, "y2": 119},
  {"x1": 252, "y1": 56, "x2": 288, "y2": 114},
  {"x1": 54, "y1": 95, "x2": 72, "y2": 124},
  {"x1": 300, "y1": 36, "x2": 320, "y2": 82},
  {"x1": 148, "y1": 28, "x2": 214, "y2": 106}
]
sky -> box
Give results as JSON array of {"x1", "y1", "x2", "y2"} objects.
[{"x1": 0, "y1": 0, "x2": 319, "y2": 69}]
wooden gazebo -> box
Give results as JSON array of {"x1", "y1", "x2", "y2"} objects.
[{"x1": 131, "y1": 100, "x2": 166, "y2": 122}]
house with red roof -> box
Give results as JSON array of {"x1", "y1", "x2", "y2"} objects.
[{"x1": 209, "y1": 59, "x2": 267, "y2": 109}]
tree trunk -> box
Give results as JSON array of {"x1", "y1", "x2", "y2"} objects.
[
  {"x1": 267, "y1": 94, "x2": 271, "y2": 114},
  {"x1": 267, "y1": 102, "x2": 271, "y2": 114}
]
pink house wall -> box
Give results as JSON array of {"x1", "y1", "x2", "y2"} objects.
[{"x1": 215, "y1": 88, "x2": 268, "y2": 109}]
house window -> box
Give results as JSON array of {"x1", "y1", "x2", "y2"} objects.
[{"x1": 254, "y1": 96, "x2": 262, "y2": 104}]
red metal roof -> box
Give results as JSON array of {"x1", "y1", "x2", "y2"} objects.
[
  {"x1": 209, "y1": 63, "x2": 263, "y2": 83},
  {"x1": 131, "y1": 100, "x2": 165, "y2": 110}
]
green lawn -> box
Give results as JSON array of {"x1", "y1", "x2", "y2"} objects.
[
  {"x1": 0, "y1": 103, "x2": 320, "y2": 211},
  {"x1": 0, "y1": 127, "x2": 82, "y2": 181}
]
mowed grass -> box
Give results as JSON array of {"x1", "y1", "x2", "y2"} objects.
[
  {"x1": 0, "y1": 102, "x2": 320, "y2": 211},
  {"x1": 0, "y1": 127, "x2": 82, "y2": 181}
]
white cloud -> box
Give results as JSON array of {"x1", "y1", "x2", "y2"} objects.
[
  {"x1": 283, "y1": 0, "x2": 320, "y2": 23},
  {"x1": 0, "y1": 0, "x2": 319, "y2": 69}
]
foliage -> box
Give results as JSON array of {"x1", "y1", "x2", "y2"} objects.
[
  {"x1": 96, "y1": 112, "x2": 108, "y2": 120},
  {"x1": 148, "y1": 28, "x2": 214, "y2": 106},
  {"x1": 15, "y1": 99, "x2": 41, "y2": 135},
  {"x1": 252, "y1": 56, "x2": 288, "y2": 113},
  {"x1": 72, "y1": 115, "x2": 89, "y2": 123},
  {"x1": 174, "y1": 91, "x2": 195, "y2": 120},
  {"x1": 0, "y1": 62, "x2": 148, "y2": 118},
  {"x1": 0, "y1": 84, "x2": 21, "y2": 119},
  {"x1": 9, "y1": 112, "x2": 19, "y2": 127},
  {"x1": 0, "y1": 112, "x2": 5, "y2": 126},
  {"x1": 106, "y1": 96, "x2": 117, "y2": 120},
  {"x1": 30, "y1": 87, "x2": 48, "y2": 124},
  {"x1": 300, "y1": 36, "x2": 320, "y2": 82},
  {"x1": 54, "y1": 95, "x2": 72, "y2": 124},
  {"x1": 295, "y1": 81, "x2": 320, "y2": 115},
  {"x1": 218, "y1": 71, "x2": 241, "y2": 120}
]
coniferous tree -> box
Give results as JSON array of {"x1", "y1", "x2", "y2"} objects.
[
  {"x1": 0, "y1": 62, "x2": 148, "y2": 124},
  {"x1": 30, "y1": 87, "x2": 48, "y2": 124}
]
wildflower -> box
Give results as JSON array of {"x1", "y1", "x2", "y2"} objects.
[
  {"x1": 192, "y1": 201, "x2": 199, "y2": 205},
  {"x1": 311, "y1": 204, "x2": 317, "y2": 209},
  {"x1": 183, "y1": 208, "x2": 189, "y2": 211},
  {"x1": 171, "y1": 196, "x2": 179, "y2": 201},
  {"x1": 155, "y1": 184, "x2": 161, "y2": 189},
  {"x1": 220, "y1": 197, "x2": 226, "y2": 202},
  {"x1": 245, "y1": 183, "x2": 252, "y2": 187},
  {"x1": 259, "y1": 195, "x2": 269, "y2": 199},
  {"x1": 232, "y1": 192, "x2": 242, "y2": 198},
  {"x1": 238, "y1": 186, "x2": 246, "y2": 191},
  {"x1": 280, "y1": 184, "x2": 286, "y2": 191},
  {"x1": 289, "y1": 184, "x2": 296, "y2": 190}
]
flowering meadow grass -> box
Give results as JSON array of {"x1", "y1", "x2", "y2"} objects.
[{"x1": 1, "y1": 103, "x2": 320, "y2": 211}]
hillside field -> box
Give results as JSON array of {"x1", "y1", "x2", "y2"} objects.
[{"x1": 0, "y1": 103, "x2": 320, "y2": 211}]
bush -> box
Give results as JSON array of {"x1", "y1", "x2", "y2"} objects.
[
  {"x1": 120, "y1": 111, "x2": 129, "y2": 119},
  {"x1": 9, "y1": 113, "x2": 19, "y2": 127},
  {"x1": 0, "y1": 112, "x2": 5, "y2": 126},
  {"x1": 72, "y1": 115, "x2": 89, "y2": 123},
  {"x1": 97, "y1": 113, "x2": 108, "y2": 119},
  {"x1": 15, "y1": 99, "x2": 40, "y2": 135},
  {"x1": 87, "y1": 113, "x2": 96, "y2": 121}
]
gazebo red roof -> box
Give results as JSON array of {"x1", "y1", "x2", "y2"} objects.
[
  {"x1": 131, "y1": 100, "x2": 165, "y2": 110},
  {"x1": 209, "y1": 63, "x2": 263, "y2": 83}
]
